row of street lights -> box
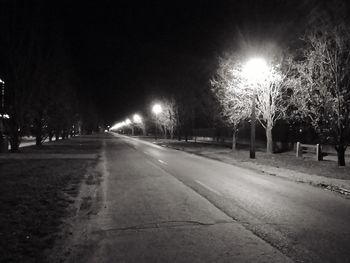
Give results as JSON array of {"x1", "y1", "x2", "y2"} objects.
[
  {"x1": 110, "y1": 113, "x2": 142, "y2": 131},
  {"x1": 111, "y1": 57, "x2": 267, "y2": 158},
  {"x1": 110, "y1": 103, "x2": 163, "y2": 139}
]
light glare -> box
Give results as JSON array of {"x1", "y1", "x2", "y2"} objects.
[
  {"x1": 133, "y1": 114, "x2": 142, "y2": 123},
  {"x1": 242, "y1": 57, "x2": 269, "y2": 82},
  {"x1": 152, "y1": 104, "x2": 162, "y2": 115}
]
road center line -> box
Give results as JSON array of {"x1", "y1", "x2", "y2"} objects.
[
  {"x1": 195, "y1": 180, "x2": 222, "y2": 196},
  {"x1": 143, "y1": 151, "x2": 150, "y2": 155},
  {"x1": 158, "y1": 159, "x2": 168, "y2": 165}
]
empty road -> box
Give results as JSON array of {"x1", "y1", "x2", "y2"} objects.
[{"x1": 63, "y1": 133, "x2": 350, "y2": 262}]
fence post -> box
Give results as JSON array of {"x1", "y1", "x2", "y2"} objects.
[
  {"x1": 316, "y1": 144, "x2": 323, "y2": 161},
  {"x1": 296, "y1": 142, "x2": 302, "y2": 157}
]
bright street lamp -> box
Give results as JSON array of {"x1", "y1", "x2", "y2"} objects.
[
  {"x1": 152, "y1": 104, "x2": 162, "y2": 115},
  {"x1": 152, "y1": 104, "x2": 162, "y2": 139},
  {"x1": 242, "y1": 58, "x2": 269, "y2": 81},
  {"x1": 133, "y1": 114, "x2": 142, "y2": 124},
  {"x1": 243, "y1": 57, "x2": 269, "y2": 159},
  {"x1": 131, "y1": 114, "x2": 142, "y2": 136}
]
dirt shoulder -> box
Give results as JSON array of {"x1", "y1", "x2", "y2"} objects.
[
  {"x1": 132, "y1": 136, "x2": 350, "y2": 196},
  {"x1": 0, "y1": 135, "x2": 102, "y2": 263}
]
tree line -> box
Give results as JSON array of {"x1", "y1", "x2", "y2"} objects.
[
  {"x1": 212, "y1": 4, "x2": 350, "y2": 166},
  {"x1": 139, "y1": 2, "x2": 350, "y2": 166},
  {"x1": 0, "y1": 2, "x2": 98, "y2": 151}
]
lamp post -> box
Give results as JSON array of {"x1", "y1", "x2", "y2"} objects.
[
  {"x1": 242, "y1": 58, "x2": 268, "y2": 159},
  {"x1": 152, "y1": 104, "x2": 162, "y2": 140}
]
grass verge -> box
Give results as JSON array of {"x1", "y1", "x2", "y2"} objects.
[{"x1": 0, "y1": 137, "x2": 99, "y2": 262}]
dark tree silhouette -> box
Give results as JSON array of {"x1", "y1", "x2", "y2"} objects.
[{"x1": 292, "y1": 10, "x2": 350, "y2": 166}]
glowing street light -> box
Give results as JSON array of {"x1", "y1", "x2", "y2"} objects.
[
  {"x1": 152, "y1": 104, "x2": 162, "y2": 115},
  {"x1": 125, "y1": 118, "x2": 131, "y2": 125},
  {"x1": 133, "y1": 114, "x2": 142, "y2": 124},
  {"x1": 110, "y1": 121, "x2": 127, "y2": 131},
  {"x1": 242, "y1": 57, "x2": 269, "y2": 159},
  {"x1": 152, "y1": 103, "x2": 162, "y2": 139},
  {"x1": 242, "y1": 58, "x2": 269, "y2": 82},
  {"x1": 131, "y1": 114, "x2": 142, "y2": 136}
]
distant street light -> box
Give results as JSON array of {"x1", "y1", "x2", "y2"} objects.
[
  {"x1": 133, "y1": 114, "x2": 142, "y2": 124},
  {"x1": 132, "y1": 114, "x2": 142, "y2": 136},
  {"x1": 242, "y1": 58, "x2": 269, "y2": 159},
  {"x1": 152, "y1": 104, "x2": 162, "y2": 140}
]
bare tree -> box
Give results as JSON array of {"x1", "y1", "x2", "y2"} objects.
[
  {"x1": 292, "y1": 21, "x2": 350, "y2": 166},
  {"x1": 157, "y1": 98, "x2": 177, "y2": 139},
  {"x1": 254, "y1": 57, "x2": 294, "y2": 153},
  {"x1": 210, "y1": 54, "x2": 251, "y2": 150},
  {"x1": 211, "y1": 51, "x2": 293, "y2": 153}
]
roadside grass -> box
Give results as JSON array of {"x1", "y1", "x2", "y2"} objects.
[
  {"x1": 20, "y1": 136, "x2": 101, "y2": 154},
  {"x1": 0, "y1": 137, "x2": 100, "y2": 263}
]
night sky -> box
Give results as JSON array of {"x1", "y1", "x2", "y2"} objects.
[{"x1": 2, "y1": 0, "x2": 321, "y2": 124}]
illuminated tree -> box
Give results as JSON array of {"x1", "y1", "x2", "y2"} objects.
[
  {"x1": 157, "y1": 98, "x2": 177, "y2": 139},
  {"x1": 292, "y1": 20, "x2": 350, "y2": 166},
  {"x1": 211, "y1": 51, "x2": 293, "y2": 153},
  {"x1": 133, "y1": 114, "x2": 146, "y2": 135},
  {"x1": 210, "y1": 54, "x2": 251, "y2": 150}
]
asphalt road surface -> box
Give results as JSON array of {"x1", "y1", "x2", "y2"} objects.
[{"x1": 65, "y1": 133, "x2": 350, "y2": 263}]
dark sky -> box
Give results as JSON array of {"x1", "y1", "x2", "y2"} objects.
[
  {"x1": 68, "y1": 0, "x2": 321, "y2": 124},
  {"x1": 64, "y1": 1, "x2": 236, "y2": 123},
  {"x1": 6, "y1": 0, "x2": 322, "y2": 124}
]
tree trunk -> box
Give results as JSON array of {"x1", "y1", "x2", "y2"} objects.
[
  {"x1": 170, "y1": 126, "x2": 174, "y2": 139},
  {"x1": 9, "y1": 121, "x2": 20, "y2": 152},
  {"x1": 35, "y1": 134, "x2": 42, "y2": 146},
  {"x1": 232, "y1": 128, "x2": 237, "y2": 151},
  {"x1": 35, "y1": 119, "x2": 43, "y2": 146},
  {"x1": 55, "y1": 131, "x2": 60, "y2": 141},
  {"x1": 335, "y1": 144, "x2": 346, "y2": 166},
  {"x1": 163, "y1": 127, "x2": 167, "y2": 139},
  {"x1": 266, "y1": 124, "x2": 273, "y2": 154},
  {"x1": 176, "y1": 117, "x2": 181, "y2": 141},
  {"x1": 177, "y1": 125, "x2": 181, "y2": 141},
  {"x1": 10, "y1": 134, "x2": 19, "y2": 152},
  {"x1": 48, "y1": 130, "x2": 53, "y2": 142}
]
